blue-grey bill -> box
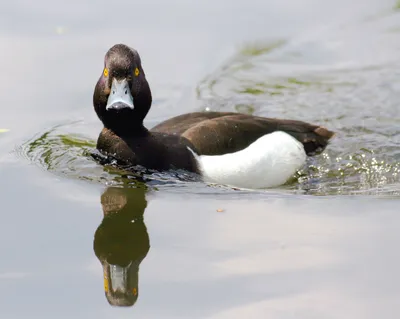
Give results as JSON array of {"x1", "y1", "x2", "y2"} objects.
[{"x1": 106, "y1": 78, "x2": 134, "y2": 110}]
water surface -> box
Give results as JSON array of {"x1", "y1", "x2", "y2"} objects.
[{"x1": 1, "y1": 0, "x2": 400, "y2": 318}]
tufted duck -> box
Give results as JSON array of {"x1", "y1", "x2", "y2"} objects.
[{"x1": 93, "y1": 44, "x2": 335, "y2": 188}]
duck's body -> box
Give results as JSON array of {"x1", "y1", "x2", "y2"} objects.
[
  {"x1": 151, "y1": 111, "x2": 333, "y2": 156},
  {"x1": 93, "y1": 44, "x2": 335, "y2": 189}
]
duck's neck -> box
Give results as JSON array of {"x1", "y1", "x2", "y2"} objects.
[
  {"x1": 106, "y1": 121, "x2": 149, "y2": 138},
  {"x1": 109, "y1": 80, "x2": 152, "y2": 137}
]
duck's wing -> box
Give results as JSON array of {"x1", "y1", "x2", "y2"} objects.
[
  {"x1": 178, "y1": 114, "x2": 335, "y2": 156},
  {"x1": 150, "y1": 111, "x2": 238, "y2": 135}
]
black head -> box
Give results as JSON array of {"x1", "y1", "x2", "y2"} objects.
[{"x1": 93, "y1": 44, "x2": 152, "y2": 135}]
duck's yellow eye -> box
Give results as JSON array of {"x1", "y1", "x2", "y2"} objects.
[
  {"x1": 103, "y1": 68, "x2": 109, "y2": 77},
  {"x1": 134, "y1": 67, "x2": 140, "y2": 77}
]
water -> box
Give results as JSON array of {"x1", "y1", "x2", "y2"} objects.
[{"x1": 1, "y1": 0, "x2": 400, "y2": 318}]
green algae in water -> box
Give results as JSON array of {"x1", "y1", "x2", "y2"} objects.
[
  {"x1": 240, "y1": 40, "x2": 286, "y2": 56},
  {"x1": 16, "y1": 28, "x2": 400, "y2": 196},
  {"x1": 59, "y1": 134, "x2": 96, "y2": 148},
  {"x1": 195, "y1": 35, "x2": 400, "y2": 196},
  {"x1": 17, "y1": 120, "x2": 400, "y2": 196},
  {"x1": 17, "y1": 122, "x2": 203, "y2": 191}
]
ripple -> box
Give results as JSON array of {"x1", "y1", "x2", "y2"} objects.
[
  {"x1": 15, "y1": 16, "x2": 400, "y2": 197},
  {"x1": 196, "y1": 21, "x2": 400, "y2": 196},
  {"x1": 15, "y1": 119, "x2": 399, "y2": 197},
  {"x1": 293, "y1": 150, "x2": 400, "y2": 196},
  {"x1": 15, "y1": 122, "x2": 241, "y2": 196}
]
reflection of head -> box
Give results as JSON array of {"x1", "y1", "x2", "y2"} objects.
[{"x1": 94, "y1": 186, "x2": 150, "y2": 307}]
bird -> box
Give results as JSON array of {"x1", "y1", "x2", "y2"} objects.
[{"x1": 92, "y1": 44, "x2": 335, "y2": 189}]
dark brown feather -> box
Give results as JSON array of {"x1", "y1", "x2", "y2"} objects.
[
  {"x1": 151, "y1": 112, "x2": 335, "y2": 156},
  {"x1": 97, "y1": 128, "x2": 199, "y2": 172}
]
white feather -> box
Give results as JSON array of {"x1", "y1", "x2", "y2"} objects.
[{"x1": 188, "y1": 131, "x2": 307, "y2": 189}]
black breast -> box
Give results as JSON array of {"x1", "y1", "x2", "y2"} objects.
[{"x1": 96, "y1": 128, "x2": 200, "y2": 173}]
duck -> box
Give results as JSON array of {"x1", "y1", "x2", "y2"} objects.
[{"x1": 93, "y1": 44, "x2": 335, "y2": 189}]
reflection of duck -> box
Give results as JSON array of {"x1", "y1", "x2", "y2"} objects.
[{"x1": 93, "y1": 185, "x2": 150, "y2": 307}]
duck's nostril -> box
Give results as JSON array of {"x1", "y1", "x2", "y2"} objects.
[
  {"x1": 125, "y1": 90, "x2": 127, "y2": 94},
  {"x1": 113, "y1": 91, "x2": 115, "y2": 94}
]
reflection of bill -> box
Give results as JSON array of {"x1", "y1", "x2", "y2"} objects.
[{"x1": 94, "y1": 186, "x2": 150, "y2": 307}]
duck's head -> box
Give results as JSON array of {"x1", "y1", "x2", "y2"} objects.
[{"x1": 93, "y1": 44, "x2": 152, "y2": 134}]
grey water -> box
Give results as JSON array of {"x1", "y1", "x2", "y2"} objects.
[{"x1": 1, "y1": 0, "x2": 400, "y2": 318}]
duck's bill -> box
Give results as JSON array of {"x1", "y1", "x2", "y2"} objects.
[
  {"x1": 108, "y1": 263, "x2": 131, "y2": 293},
  {"x1": 103, "y1": 263, "x2": 139, "y2": 307},
  {"x1": 106, "y1": 78, "x2": 134, "y2": 110}
]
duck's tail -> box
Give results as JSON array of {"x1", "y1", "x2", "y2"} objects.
[{"x1": 275, "y1": 121, "x2": 335, "y2": 155}]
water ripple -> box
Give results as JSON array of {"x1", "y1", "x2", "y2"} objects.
[{"x1": 16, "y1": 12, "x2": 400, "y2": 197}]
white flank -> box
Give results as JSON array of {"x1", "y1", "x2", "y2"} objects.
[{"x1": 189, "y1": 131, "x2": 307, "y2": 189}]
